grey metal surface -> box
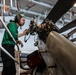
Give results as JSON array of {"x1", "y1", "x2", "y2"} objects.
[{"x1": 46, "y1": 31, "x2": 76, "y2": 75}]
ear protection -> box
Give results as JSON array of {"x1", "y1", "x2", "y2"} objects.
[{"x1": 14, "y1": 14, "x2": 25, "y2": 23}]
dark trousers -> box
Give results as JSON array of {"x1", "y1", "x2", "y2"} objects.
[{"x1": 1, "y1": 44, "x2": 16, "y2": 75}]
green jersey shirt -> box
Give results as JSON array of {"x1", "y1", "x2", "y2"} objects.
[{"x1": 2, "y1": 22, "x2": 18, "y2": 45}]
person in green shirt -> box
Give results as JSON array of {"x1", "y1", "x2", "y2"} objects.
[{"x1": 1, "y1": 14, "x2": 28, "y2": 75}]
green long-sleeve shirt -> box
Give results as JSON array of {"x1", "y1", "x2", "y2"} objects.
[{"x1": 2, "y1": 22, "x2": 18, "y2": 45}]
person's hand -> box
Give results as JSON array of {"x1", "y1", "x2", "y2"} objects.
[
  {"x1": 23, "y1": 29, "x2": 29, "y2": 35},
  {"x1": 16, "y1": 40, "x2": 23, "y2": 47}
]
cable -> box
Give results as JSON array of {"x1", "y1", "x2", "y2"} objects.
[{"x1": 24, "y1": 33, "x2": 31, "y2": 42}]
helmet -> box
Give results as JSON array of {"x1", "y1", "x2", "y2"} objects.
[{"x1": 14, "y1": 14, "x2": 25, "y2": 23}]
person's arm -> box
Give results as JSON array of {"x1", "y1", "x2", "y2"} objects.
[
  {"x1": 18, "y1": 29, "x2": 28, "y2": 37},
  {"x1": 17, "y1": 29, "x2": 28, "y2": 47}
]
